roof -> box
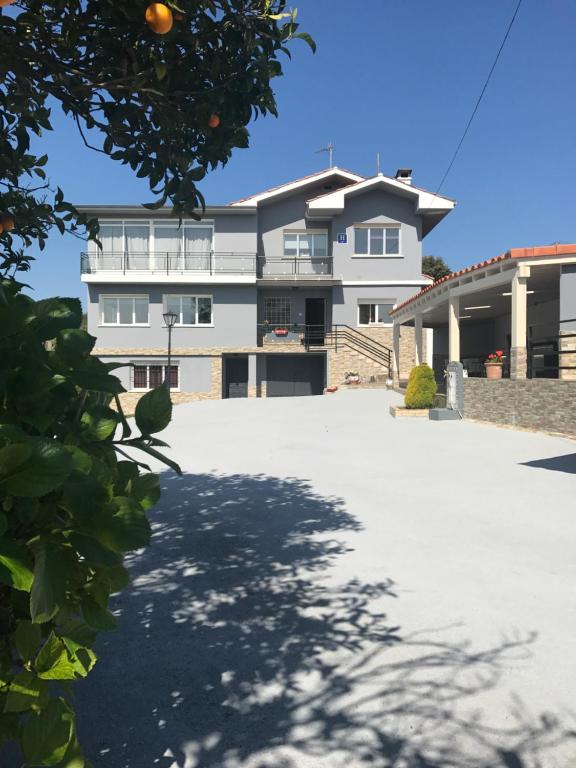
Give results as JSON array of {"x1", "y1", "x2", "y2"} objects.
[
  {"x1": 391, "y1": 244, "x2": 576, "y2": 315},
  {"x1": 229, "y1": 167, "x2": 364, "y2": 206},
  {"x1": 76, "y1": 205, "x2": 256, "y2": 217}
]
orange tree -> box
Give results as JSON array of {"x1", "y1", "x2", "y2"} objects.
[{"x1": 0, "y1": 2, "x2": 312, "y2": 764}]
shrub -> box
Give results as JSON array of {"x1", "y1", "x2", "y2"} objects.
[
  {"x1": 404, "y1": 364, "x2": 437, "y2": 409},
  {"x1": 0, "y1": 279, "x2": 179, "y2": 765}
]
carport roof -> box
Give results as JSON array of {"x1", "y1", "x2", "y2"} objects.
[{"x1": 390, "y1": 244, "x2": 576, "y2": 316}]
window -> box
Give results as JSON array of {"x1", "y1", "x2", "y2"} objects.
[
  {"x1": 164, "y1": 295, "x2": 213, "y2": 326},
  {"x1": 283, "y1": 231, "x2": 328, "y2": 258},
  {"x1": 132, "y1": 363, "x2": 179, "y2": 391},
  {"x1": 358, "y1": 302, "x2": 395, "y2": 326},
  {"x1": 354, "y1": 226, "x2": 400, "y2": 256},
  {"x1": 264, "y1": 297, "x2": 291, "y2": 325},
  {"x1": 100, "y1": 295, "x2": 149, "y2": 325}
]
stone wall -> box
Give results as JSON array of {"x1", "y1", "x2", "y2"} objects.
[
  {"x1": 559, "y1": 331, "x2": 576, "y2": 381},
  {"x1": 464, "y1": 379, "x2": 576, "y2": 437}
]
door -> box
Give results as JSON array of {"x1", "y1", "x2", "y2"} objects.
[
  {"x1": 305, "y1": 298, "x2": 326, "y2": 345},
  {"x1": 266, "y1": 354, "x2": 325, "y2": 397},
  {"x1": 225, "y1": 356, "x2": 248, "y2": 398}
]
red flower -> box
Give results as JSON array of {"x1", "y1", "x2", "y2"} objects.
[
  {"x1": 495, "y1": 350, "x2": 504, "y2": 357},
  {"x1": 488, "y1": 354, "x2": 496, "y2": 359}
]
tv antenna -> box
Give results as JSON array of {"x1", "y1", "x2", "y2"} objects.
[{"x1": 315, "y1": 141, "x2": 334, "y2": 168}]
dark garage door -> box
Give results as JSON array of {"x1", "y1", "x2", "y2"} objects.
[
  {"x1": 266, "y1": 354, "x2": 325, "y2": 397},
  {"x1": 225, "y1": 356, "x2": 248, "y2": 398}
]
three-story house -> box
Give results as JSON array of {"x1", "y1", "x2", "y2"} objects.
[{"x1": 81, "y1": 167, "x2": 455, "y2": 408}]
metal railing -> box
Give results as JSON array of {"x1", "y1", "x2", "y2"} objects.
[
  {"x1": 81, "y1": 251, "x2": 257, "y2": 276},
  {"x1": 528, "y1": 318, "x2": 576, "y2": 379},
  {"x1": 257, "y1": 323, "x2": 392, "y2": 374},
  {"x1": 257, "y1": 257, "x2": 333, "y2": 278}
]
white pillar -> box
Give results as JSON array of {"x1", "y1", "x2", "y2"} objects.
[
  {"x1": 448, "y1": 294, "x2": 460, "y2": 362},
  {"x1": 511, "y1": 267, "x2": 529, "y2": 379},
  {"x1": 414, "y1": 313, "x2": 423, "y2": 366},
  {"x1": 392, "y1": 322, "x2": 401, "y2": 384}
]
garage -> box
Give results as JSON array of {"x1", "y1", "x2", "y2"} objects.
[{"x1": 266, "y1": 354, "x2": 325, "y2": 397}]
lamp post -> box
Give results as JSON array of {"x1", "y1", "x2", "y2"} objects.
[{"x1": 163, "y1": 310, "x2": 177, "y2": 389}]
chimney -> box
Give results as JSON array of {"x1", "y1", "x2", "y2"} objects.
[{"x1": 395, "y1": 168, "x2": 413, "y2": 185}]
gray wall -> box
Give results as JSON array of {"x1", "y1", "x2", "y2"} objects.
[
  {"x1": 560, "y1": 265, "x2": 576, "y2": 331},
  {"x1": 332, "y1": 285, "x2": 418, "y2": 326},
  {"x1": 330, "y1": 189, "x2": 423, "y2": 281},
  {"x1": 88, "y1": 284, "x2": 257, "y2": 348},
  {"x1": 99, "y1": 355, "x2": 212, "y2": 393},
  {"x1": 215, "y1": 213, "x2": 257, "y2": 254}
]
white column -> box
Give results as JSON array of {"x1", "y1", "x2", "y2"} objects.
[
  {"x1": 448, "y1": 294, "x2": 460, "y2": 362},
  {"x1": 414, "y1": 313, "x2": 423, "y2": 366},
  {"x1": 392, "y1": 322, "x2": 401, "y2": 384},
  {"x1": 511, "y1": 266, "x2": 529, "y2": 379}
]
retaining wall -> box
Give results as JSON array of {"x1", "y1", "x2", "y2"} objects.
[{"x1": 464, "y1": 379, "x2": 576, "y2": 437}]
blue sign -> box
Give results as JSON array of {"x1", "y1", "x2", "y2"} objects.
[{"x1": 337, "y1": 233, "x2": 347, "y2": 244}]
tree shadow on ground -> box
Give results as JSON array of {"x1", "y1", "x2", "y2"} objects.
[
  {"x1": 74, "y1": 472, "x2": 575, "y2": 768},
  {"x1": 521, "y1": 454, "x2": 576, "y2": 475}
]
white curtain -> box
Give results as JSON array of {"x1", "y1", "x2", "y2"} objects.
[
  {"x1": 99, "y1": 225, "x2": 123, "y2": 271},
  {"x1": 125, "y1": 225, "x2": 149, "y2": 270},
  {"x1": 154, "y1": 226, "x2": 181, "y2": 271},
  {"x1": 184, "y1": 227, "x2": 212, "y2": 271}
]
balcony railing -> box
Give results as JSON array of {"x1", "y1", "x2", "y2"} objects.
[
  {"x1": 257, "y1": 256, "x2": 333, "y2": 278},
  {"x1": 81, "y1": 252, "x2": 257, "y2": 276}
]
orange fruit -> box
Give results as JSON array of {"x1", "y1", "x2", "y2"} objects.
[
  {"x1": 0, "y1": 223, "x2": 4, "y2": 235},
  {"x1": 0, "y1": 0, "x2": 16, "y2": 6},
  {"x1": 208, "y1": 114, "x2": 220, "y2": 129},
  {"x1": 1, "y1": 216, "x2": 14, "y2": 231},
  {"x1": 145, "y1": 3, "x2": 173, "y2": 34}
]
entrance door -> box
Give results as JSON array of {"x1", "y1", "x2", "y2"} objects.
[
  {"x1": 225, "y1": 356, "x2": 248, "y2": 398},
  {"x1": 305, "y1": 298, "x2": 326, "y2": 345}
]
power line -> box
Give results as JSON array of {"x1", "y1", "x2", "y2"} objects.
[{"x1": 435, "y1": 0, "x2": 524, "y2": 195}]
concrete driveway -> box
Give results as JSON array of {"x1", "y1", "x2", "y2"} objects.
[{"x1": 77, "y1": 390, "x2": 576, "y2": 768}]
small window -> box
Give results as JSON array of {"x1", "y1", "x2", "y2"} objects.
[
  {"x1": 354, "y1": 226, "x2": 400, "y2": 256},
  {"x1": 283, "y1": 232, "x2": 328, "y2": 258},
  {"x1": 100, "y1": 295, "x2": 149, "y2": 325},
  {"x1": 132, "y1": 363, "x2": 179, "y2": 391},
  {"x1": 164, "y1": 295, "x2": 212, "y2": 325},
  {"x1": 358, "y1": 302, "x2": 395, "y2": 326},
  {"x1": 264, "y1": 297, "x2": 291, "y2": 325}
]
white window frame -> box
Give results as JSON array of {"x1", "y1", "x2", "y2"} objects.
[
  {"x1": 352, "y1": 224, "x2": 401, "y2": 258},
  {"x1": 357, "y1": 301, "x2": 395, "y2": 327},
  {"x1": 162, "y1": 294, "x2": 213, "y2": 327},
  {"x1": 131, "y1": 361, "x2": 180, "y2": 392},
  {"x1": 283, "y1": 230, "x2": 328, "y2": 258},
  {"x1": 99, "y1": 295, "x2": 149, "y2": 326},
  {"x1": 90, "y1": 220, "x2": 215, "y2": 260}
]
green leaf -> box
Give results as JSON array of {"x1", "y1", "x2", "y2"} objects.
[
  {"x1": 32, "y1": 298, "x2": 82, "y2": 341},
  {"x1": 22, "y1": 698, "x2": 75, "y2": 766},
  {"x1": 30, "y1": 544, "x2": 67, "y2": 624},
  {"x1": 68, "y1": 533, "x2": 122, "y2": 567},
  {"x1": 80, "y1": 406, "x2": 120, "y2": 442},
  {"x1": 130, "y1": 473, "x2": 161, "y2": 511},
  {"x1": 0, "y1": 511, "x2": 6, "y2": 536},
  {"x1": 64, "y1": 446, "x2": 92, "y2": 475},
  {"x1": 35, "y1": 632, "x2": 92, "y2": 680},
  {"x1": 0, "y1": 439, "x2": 73, "y2": 498},
  {"x1": 0, "y1": 712, "x2": 20, "y2": 746},
  {"x1": 135, "y1": 386, "x2": 172, "y2": 435},
  {"x1": 128, "y1": 440, "x2": 182, "y2": 476},
  {"x1": 14, "y1": 620, "x2": 42, "y2": 661},
  {"x1": 4, "y1": 671, "x2": 48, "y2": 713},
  {"x1": 0, "y1": 538, "x2": 34, "y2": 591},
  {"x1": 54, "y1": 328, "x2": 96, "y2": 365},
  {"x1": 81, "y1": 596, "x2": 117, "y2": 632}
]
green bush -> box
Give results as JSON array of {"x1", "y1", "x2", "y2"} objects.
[
  {"x1": 0, "y1": 279, "x2": 179, "y2": 766},
  {"x1": 404, "y1": 364, "x2": 437, "y2": 409}
]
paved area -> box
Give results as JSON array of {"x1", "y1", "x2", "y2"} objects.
[{"x1": 76, "y1": 390, "x2": 576, "y2": 768}]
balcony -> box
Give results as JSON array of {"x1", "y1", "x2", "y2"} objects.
[
  {"x1": 80, "y1": 251, "x2": 257, "y2": 281},
  {"x1": 257, "y1": 256, "x2": 333, "y2": 279}
]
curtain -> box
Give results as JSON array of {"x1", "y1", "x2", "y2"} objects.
[
  {"x1": 99, "y1": 225, "x2": 123, "y2": 270},
  {"x1": 184, "y1": 226, "x2": 212, "y2": 271},
  {"x1": 154, "y1": 226, "x2": 181, "y2": 271},
  {"x1": 125, "y1": 225, "x2": 149, "y2": 270}
]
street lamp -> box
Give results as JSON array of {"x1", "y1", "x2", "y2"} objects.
[{"x1": 163, "y1": 311, "x2": 178, "y2": 389}]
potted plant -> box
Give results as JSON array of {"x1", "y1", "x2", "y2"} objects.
[
  {"x1": 484, "y1": 350, "x2": 504, "y2": 380},
  {"x1": 344, "y1": 371, "x2": 360, "y2": 384}
]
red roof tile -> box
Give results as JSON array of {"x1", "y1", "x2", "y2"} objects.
[{"x1": 391, "y1": 244, "x2": 576, "y2": 315}]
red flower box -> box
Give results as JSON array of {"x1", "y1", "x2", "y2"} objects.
[{"x1": 274, "y1": 328, "x2": 289, "y2": 337}]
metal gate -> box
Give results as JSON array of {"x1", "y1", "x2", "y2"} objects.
[{"x1": 266, "y1": 354, "x2": 325, "y2": 397}]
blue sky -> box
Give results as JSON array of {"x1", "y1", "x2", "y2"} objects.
[{"x1": 23, "y1": 0, "x2": 576, "y2": 302}]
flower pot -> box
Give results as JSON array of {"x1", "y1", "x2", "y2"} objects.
[
  {"x1": 484, "y1": 363, "x2": 503, "y2": 380},
  {"x1": 274, "y1": 328, "x2": 289, "y2": 337}
]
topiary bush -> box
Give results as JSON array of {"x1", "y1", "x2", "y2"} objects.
[
  {"x1": 0, "y1": 279, "x2": 179, "y2": 766},
  {"x1": 404, "y1": 364, "x2": 437, "y2": 409}
]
